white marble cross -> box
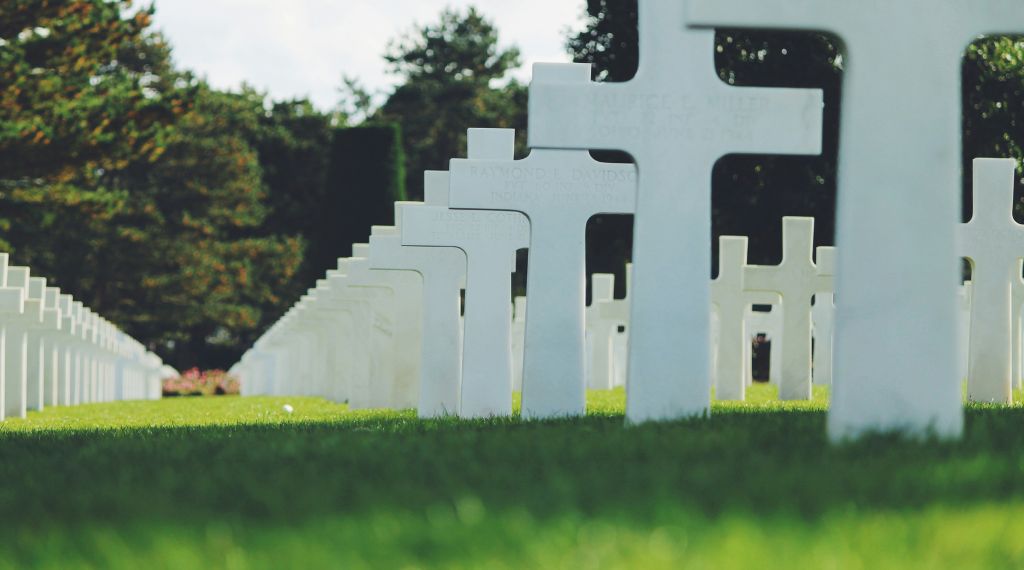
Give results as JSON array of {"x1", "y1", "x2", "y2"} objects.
[
  {"x1": 812, "y1": 248, "x2": 837, "y2": 387},
  {"x1": 586, "y1": 273, "x2": 617, "y2": 390},
  {"x1": 321, "y1": 270, "x2": 378, "y2": 407},
  {"x1": 712, "y1": 236, "x2": 748, "y2": 400},
  {"x1": 42, "y1": 287, "x2": 62, "y2": 407},
  {"x1": 744, "y1": 217, "x2": 832, "y2": 400},
  {"x1": 351, "y1": 239, "x2": 423, "y2": 410},
  {"x1": 597, "y1": 264, "x2": 633, "y2": 389},
  {"x1": 70, "y1": 301, "x2": 87, "y2": 405},
  {"x1": 449, "y1": 120, "x2": 636, "y2": 419},
  {"x1": 958, "y1": 158, "x2": 1023, "y2": 403},
  {"x1": 57, "y1": 294, "x2": 75, "y2": 406},
  {"x1": 402, "y1": 148, "x2": 530, "y2": 418},
  {"x1": 24, "y1": 276, "x2": 50, "y2": 411},
  {"x1": 511, "y1": 296, "x2": 526, "y2": 393},
  {"x1": 2, "y1": 265, "x2": 38, "y2": 419},
  {"x1": 309, "y1": 276, "x2": 356, "y2": 403},
  {"x1": 528, "y1": 2, "x2": 823, "y2": 422},
  {"x1": 296, "y1": 290, "x2": 337, "y2": 400},
  {"x1": 686, "y1": 0, "x2": 1024, "y2": 437},
  {"x1": 338, "y1": 253, "x2": 400, "y2": 409},
  {"x1": 370, "y1": 179, "x2": 467, "y2": 418}
]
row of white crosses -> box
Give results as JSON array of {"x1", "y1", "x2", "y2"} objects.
[
  {"x1": 233, "y1": 191, "x2": 844, "y2": 415},
  {"x1": 233, "y1": 130, "x2": 840, "y2": 413},
  {"x1": 0, "y1": 253, "x2": 165, "y2": 420},
  {"x1": 235, "y1": 0, "x2": 1023, "y2": 441},
  {"x1": 232, "y1": 152, "x2": 1019, "y2": 431}
]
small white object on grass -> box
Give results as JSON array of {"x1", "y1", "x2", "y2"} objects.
[{"x1": 282, "y1": 404, "x2": 294, "y2": 414}]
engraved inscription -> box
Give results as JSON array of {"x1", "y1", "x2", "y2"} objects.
[
  {"x1": 466, "y1": 165, "x2": 635, "y2": 207},
  {"x1": 586, "y1": 91, "x2": 773, "y2": 145}
]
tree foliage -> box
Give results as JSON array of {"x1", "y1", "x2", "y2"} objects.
[
  {"x1": 375, "y1": 7, "x2": 527, "y2": 200},
  {"x1": 0, "y1": 1, "x2": 302, "y2": 369}
]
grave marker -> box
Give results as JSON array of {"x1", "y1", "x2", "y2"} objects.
[
  {"x1": 744, "y1": 217, "x2": 832, "y2": 400},
  {"x1": 3, "y1": 266, "x2": 38, "y2": 419},
  {"x1": 57, "y1": 295, "x2": 75, "y2": 406},
  {"x1": 528, "y1": 2, "x2": 823, "y2": 421},
  {"x1": 449, "y1": 122, "x2": 637, "y2": 418},
  {"x1": 42, "y1": 287, "x2": 62, "y2": 407},
  {"x1": 712, "y1": 236, "x2": 749, "y2": 400},
  {"x1": 402, "y1": 162, "x2": 530, "y2": 418},
  {"x1": 24, "y1": 277, "x2": 49, "y2": 411},
  {"x1": 348, "y1": 244, "x2": 421, "y2": 410},
  {"x1": 958, "y1": 158, "x2": 1022, "y2": 402},
  {"x1": 371, "y1": 190, "x2": 467, "y2": 417},
  {"x1": 586, "y1": 274, "x2": 617, "y2": 390}
]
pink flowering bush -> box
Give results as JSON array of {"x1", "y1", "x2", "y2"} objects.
[{"x1": 163, "y1": 368, "x2": 241, "y2": 397}]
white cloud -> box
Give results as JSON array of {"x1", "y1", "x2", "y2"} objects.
[{"x1": 152, "y1": 0, "x2": 586, "y2": 110}]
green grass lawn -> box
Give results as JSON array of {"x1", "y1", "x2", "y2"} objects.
[{"x1": 2, "y1": 385, "x2": 1024, "y2": 569}]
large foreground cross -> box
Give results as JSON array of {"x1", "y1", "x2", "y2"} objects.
[
  {"x1": 528, "y1": 0, "x2": 823, "y2": 422},
  {"x1": 687, "y1": 0, "x2": 1024, "y2": 437}
]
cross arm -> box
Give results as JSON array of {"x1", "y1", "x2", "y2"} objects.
[
  {"x1": 528, "y1": 63, "x2": 630, "y2": 153},
  {"x1": 684, "y1": 0, "x2": 846, "y2": 34},
  {"x1": 968, "y1": 1, "x2": 1024, "y2": 41},
  {"x1": 743, "y1": 265, "x2": 783, "y2": 295},
  {"x1": 713, "y1": 85, "x2": 823, "y2": 157}
]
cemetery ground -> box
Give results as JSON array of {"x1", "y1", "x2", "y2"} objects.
[{"x1": 2, "y1": 388, "x2": 1024, "y2": 569}]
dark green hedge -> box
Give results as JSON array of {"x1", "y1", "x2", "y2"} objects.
[{"x1": 307, "y1": 123, "x2": 407, "y2": 277}]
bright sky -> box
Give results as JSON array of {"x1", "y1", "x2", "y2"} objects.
[{"x1": 152, "y1": 0, "x2": 586, "y2": 111}]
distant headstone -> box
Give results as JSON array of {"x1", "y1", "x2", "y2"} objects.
[
  {"x1": 351, "y1": 240, "x2": 423, "y2": 410},
  {"x1": 597, "y1": 264, "x2": 633, "y2": 389},
  {"x1": 712, "y1": 236, "x2": 749, "y2": 400},
  {"x1": 42, "y1": 287, "x2": 62, "y2": 407},
  {"x1": 402, "y1": 151, "x2": 530, "y2": 418},
  {"x1": 958, "y1": 158, "x2": 1022, "y2": 403},
  {"x1": 586, "y1": 274, "x2": 617, "y2": 390},
  {"x1": 2, "y1": 265, "x2": 37, "y2": 419},
  {"x1": 24, "y1": 277, "x2": 49, "y2": 411},
  {"x1": 449, "y1": 120, "x2": 636, "y2": 418},
  {"x1": 529, "y1": 2, "x2": 823, "y2": 422},
  {"x1": 338, "y1": 254, "x2": 399, "y2": 409},
  {"x1": 744, "y1": 218, "x2": 833, "y2": 400},
  {"x1": 370, "y1": 180, "x2": 467, "y2": 417},
  {"x1": 57, "y1": 294, "x2": 75, "y2": 406}
]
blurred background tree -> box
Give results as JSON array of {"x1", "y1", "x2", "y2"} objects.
[{"x1": 373, "y1": 7, "x2": 527, "y2": 201}]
